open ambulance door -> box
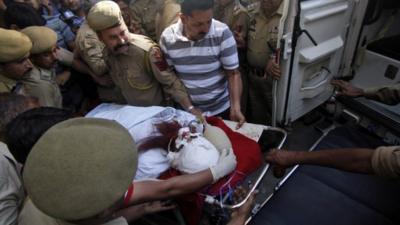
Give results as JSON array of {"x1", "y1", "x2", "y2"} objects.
[{"x1": 274, "y1": 0, "x2": 364, "y2": 126}]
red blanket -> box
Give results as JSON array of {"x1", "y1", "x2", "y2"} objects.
[{"x1": 159, "y1": 117, "x2": 263, "y2": 225}]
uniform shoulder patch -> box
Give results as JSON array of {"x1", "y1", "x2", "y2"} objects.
[{"x1": 150, "y1": 47, "x2": 169, "y2": 72}]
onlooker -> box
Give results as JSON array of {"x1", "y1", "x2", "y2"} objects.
[
  {"x1": 40, "y1": 0, "x2": 75, "y2": 50},
  {"x1": 3, "y1": 2, "x2": 46, "y2": 30},
  {"x1": 21, "y1": 26, "x2": 63, "y2": 108},
  {"x1": 87, "y1": 1, "x2": 199, "y2": 116},
  {"x1": 160, "y1": 0, "x2": 246, "y2": 128},
  {"x1": 240, "y1": 0, "x2": 283, "y2": 125},
  {"x1": 0, "y1": 93, "x2": 39, "y2": 225},
  {"x1": 0, "y1": 28, "x2": 33, "y2": 94}
]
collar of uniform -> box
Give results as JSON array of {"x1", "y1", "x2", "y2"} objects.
[
  {"x1": 173, "y1": 18, "x2": 217, "y2": 42},
  {"x1": 0, "y1": 72, "x2": 17, "y2": 89},
  {"x1": 28, "y1": 66, "x2": 54, "y2": 79},
  {"x1": 0, "y1": 142, "x2": 18, "y2": 167}
]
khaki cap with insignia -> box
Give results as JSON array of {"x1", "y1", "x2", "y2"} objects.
[
  {"x1": 23, "y1": 118, "x2": 138, "y2": 221},
  {"x1": 21, "y1": 26, "x2": 57, "y2": 55},
  {"x1": 0, "y1": 28, "x2": 32, "y2": 63},
  {"x1": 87, "y1": 0, "x2": 123, "y2": 31}
]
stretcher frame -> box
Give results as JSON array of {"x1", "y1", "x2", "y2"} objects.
[{"x1": 204, "y1": 123, "x2": 288, "y2": 211}]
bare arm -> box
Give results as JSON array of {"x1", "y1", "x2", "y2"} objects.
[
  {"x1": 129, "y1": 148, "x2": 236, "y2": 205},
  {"x1": 266, "y1": 148, "x2": 375, "y2": 174},
  {"x1": 129, "y1": 169, "x2": 213, "y2": 205},
  {"x1": 225, "y1": 69, "x2": 245, "y2": 129},
  {"x1": 115, "y1": 201, "x2": 176, "y2": 222}
]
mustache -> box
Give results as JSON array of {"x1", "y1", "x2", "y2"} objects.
[{"x1": 114, "y1": 43, "x2": 129, "y2": 51}]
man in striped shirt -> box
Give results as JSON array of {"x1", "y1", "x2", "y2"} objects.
[{"x1": 160, "y1": 0, "x2": 245, "y2": 128}]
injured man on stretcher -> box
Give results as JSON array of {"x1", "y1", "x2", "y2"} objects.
[{"x1": 86, "y1": 103, "x2": 263, "y2": 223}]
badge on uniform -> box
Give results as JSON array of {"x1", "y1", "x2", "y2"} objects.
[{"x1": 151, "y1": 47, "x2": 169, "y2": 72}]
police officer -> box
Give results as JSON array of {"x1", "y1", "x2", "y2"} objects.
[
  {"x1": 21, "y1": 26, "x2": 63, "y2": 108},
  {"x1": 0, "y1": 28, "x2": 33, "y2": 94},
  {"x1": 129, "y1": 0, "x2": 161, "y2": 41},
  {"x1": 18, "y1": 118, "x2": 139, "y2": 225},
  {"x1": 244, "y1": 0, "x2": 283, "y2": 125},
  {"x1": 87, "y1": 1, "x2": 200, "y2": 116}
]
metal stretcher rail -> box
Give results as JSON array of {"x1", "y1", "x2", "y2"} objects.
[{"x1": 204, "y1": 126, "x2": 287, "y2": 210}]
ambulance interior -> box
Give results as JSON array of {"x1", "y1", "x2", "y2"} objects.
[{"x1": 240, "y1": 0, "x2": 400, "y2": 224}]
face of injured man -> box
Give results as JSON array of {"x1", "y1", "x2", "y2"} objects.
[{"x1": 167, "y1": 127, "x2": 220, "y2": 174}]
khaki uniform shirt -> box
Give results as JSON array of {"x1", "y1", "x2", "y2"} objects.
[
  {"x1": 155, "y1": 0, "x2": 180, "y2": 41},
  {"x1": 0, "y1": 142, "x2": 25, "y2": 225},
  {"x1": 75, "y1": 21, "x2": 108, "y2": 76},
  {"x1": 129, "y1": 0, "x2": 159, "y2": 41},
  {"x1": 214, "y1": 1, "x2": 249, "y2": 33},
  {"x1": 0, "y1": 73, "x2": 18, "y2": 93},
  {"x1": 364, "y1": 84, "x2": 400, "y2": 105},
  {"x1": 23, "y1": 66, "x2": 62, "y2": 108},
  {"x1": 107, "y1": 33, "x2": 188, "y2": 106},
  {"x1": 371, "y1": 146, "x2": 400, "y2": 178},
  {"x1": 18, "y1": 198, "x2": 128, "y2": 225},
  {"x1": 75, "y1": 22, "x2": 125, "y2": 103},
  {"x1": 246, "y1": 3, "x2": 282, "y2": 69}
]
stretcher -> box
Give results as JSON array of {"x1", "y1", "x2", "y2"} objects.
[{"x1": 204, "y1": 121, "x2": 287, "y2": 224}]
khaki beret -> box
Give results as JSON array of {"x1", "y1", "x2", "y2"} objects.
[
  {"x1": 87, "y1": 1, "x2": 123, "y2": 31},
  {"x1": 21, "y1": 26, "x2": 57, "y2": 55},
  {"x1": 23, "y1": 118, "x2": 138, "y2": 221},
  {"x1": 0, "y1": 28, "x2": 32, "y2": 63}
]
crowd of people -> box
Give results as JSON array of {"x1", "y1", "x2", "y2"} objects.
[{"x1": 1, "y1": 0, "x2": 399, "y2": 224}]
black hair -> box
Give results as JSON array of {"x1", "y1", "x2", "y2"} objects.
[
  {"x1": 5, "y1": 107, "x2": 73, "y2": 164},
  {"x1": 4, "y1": 2, "x2": 46, "y2": 29},
  {"x1": 0, "y1": 93, "x2": 38, "y2": 142},
  {"x1": 181, "y1": 0, "x2": 214, "y2": 16}
]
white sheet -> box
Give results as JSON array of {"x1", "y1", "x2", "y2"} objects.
[{"x1": 86, "y1": 103, "x2": 196, "y2": 180}]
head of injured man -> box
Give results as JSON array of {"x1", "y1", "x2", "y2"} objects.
[
  {"x1": 180, "y1": 0, "x2": 214, "y2": 41},
  {"x1": 23, "y1": 118, "x2": 138, "y2": 223},
  {"x1": 139, "y1": 120, "x2": 232, "y2": 174},
  {"x1": 87, "y1": 0, "x2": 130, "y2": 55}
]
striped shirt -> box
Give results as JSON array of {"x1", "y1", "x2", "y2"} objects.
[{"x1": 159, "y1": 19, "x2": 239, "y2": 116}]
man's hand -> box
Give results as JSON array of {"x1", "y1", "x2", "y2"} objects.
[
  {"x1": 189, "y1": 107, "x2": 206, "y2": 124},
  {"x1": 265, "y1": 149, "x2": 297, "y2": 178},
  {"x1": 331, "y1": 80, "x2": 364, "y2": 97},
  {"x1": 230, "y1": 108, "x2": 246, "y2": 129},
  {"x1": 143, "y1": 200, "x2": 177, "y2": 214},
  {"x1": 56, "y1": 70, "x2": 71, "y2": 86},
  {"x1": 266, "y1": 58, "x2": 281, "y2": 80},
  {"x1": 229, "y1": 191, "x2": 258, "y2": 225},
  {"x1": 210, "y1": 148, "x2": 237, "y2": 182},
  {"x1": 233, "y1": 26, "x2": 246, "y2": 49}
]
